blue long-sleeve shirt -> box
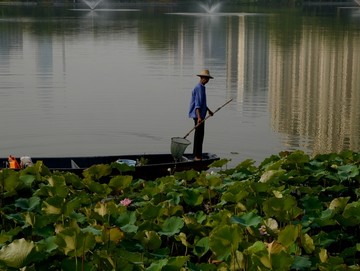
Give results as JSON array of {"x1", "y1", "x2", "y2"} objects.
[{"x1": 188, "y1": 82, "x2": 207, "y2": 119}]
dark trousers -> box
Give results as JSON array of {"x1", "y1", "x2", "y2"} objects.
[{"x1": 193, "y1": 118, "x2": 205, "y2": 158}]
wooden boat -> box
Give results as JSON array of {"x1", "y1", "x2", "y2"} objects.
[{"x1": 0, "y1": 153, "x2": 219, "y2": 180}]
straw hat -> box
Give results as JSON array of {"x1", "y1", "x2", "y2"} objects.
[{"x1": 197, "y1": 69, "x2": 214, "y2": 79}]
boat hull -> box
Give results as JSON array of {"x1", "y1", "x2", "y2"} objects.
[{"x1": 0, "y1": 153, "x2": 219, "y2": 180}]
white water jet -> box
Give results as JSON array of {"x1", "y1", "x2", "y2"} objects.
[
  {"x1": 198, "y1": 0, "x2": 222, "y2": 13},
  {"x1": 82, "y1": 0, "x2": 104, "y2": 10}
]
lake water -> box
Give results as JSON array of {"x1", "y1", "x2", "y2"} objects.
[{"x1": 1, "y1": 3, "x2": 360, "y2": 167}]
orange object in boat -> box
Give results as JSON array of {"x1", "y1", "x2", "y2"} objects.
[{"x1": 8, "y1": 155, "x2": 20, "y2": 169}]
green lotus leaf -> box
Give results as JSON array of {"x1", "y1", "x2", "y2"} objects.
[
  {"x1": 23, "y1": 212, "x2": 36, "y2": 227},
  {"x1": 291, "y1": 255, "x2": 312, "y2": 270},
  {"x1": 270, "y1": 250, "x2": 293, "y2": 270},
  {"x1": 209, "y1": 225, "x2": 241, "y2": 260},
  {"x1": 313, "y1": 209, "x2": 337, "y2": 227},
  {"x1": 209, "y1": 158, "x2": 230, "y2": 168},
  {"x1": 342, "y1": 201, "x2": 360, "y2": 219},
  {"x1": 300, "y1": 195, "x2": 323, "y2": 216},
  {"x1": 42, "y1": 196, "x2": 64, "y2": 215},
  {"x1": 164, "y1": 256, "x2": 189, "y2": 271},
  {"x1": 167, "y1": 191, "x2": 181, "y2": 205},
  {"x1": 19, "y1": 174, "x2": 36, "y2": 187},
  {"x1": 173, "y1": 169, "x2": 198, "y2": 181},
  {"x1": 55, "y1": 228, "x2": 96, "y2": 257},
  {"x1": 329, "y1": 197, "x2": 350, "y2": 213},
  {"x1": 281, "y1": 151, "x2": 310, "y2": 169},
  {"x1": 0, "y1": 227, "x2": 22, "y2": 245},
  {"x1": 64, "y1": 173, "x2": 86, "y2": 189},
  {"x1": 336, "y1": 164, "x2": 359, "y2": 182},
  {"x1": 116, "y1": 211, "x2": 138, "y2": 233},
  {"x1": 47, "y1": 176, "x2": 69, "y2": 198},
  {"x1": 1, "y1": 169, "x2": 21, "y2": 195},
  {"x1": 278, "y1": 224, "x2": 301, "y2": 247},
  {"x1": 231, "y1": 211, "x2": 262, "y2": 227},
  {"x1": 246, "y1": 240, "x2": 267, "y2": 254},
  {"x1": 182, "y1": 188, "x2": 204, "y2": 206},
  {"x1": 83, "y1": 164, "x2": 112, "y2": 180},
  {"x1": 259, "y1": 169, "x2": 286, "y2": 183},
  {"x1": 138, "y1": 203, "x2": 163, "y2": 220},
  {"x1": 263, "y1": 196, "x2": 302, "y2": 222},
  {"x1": 86, "y1": 180, "x2": 111, "y2": 196},
  {"x1": 81, "y1": 226, "x2": 103, "y2": 236},
  {"x1": 193, "y1": 237, "x2": 209, "y2": 257},
  {"x1": 136, "y1": 230, "x2": 162, "y2": 251},
  {"x1": 159, "y1": 216, "x2": 184, "y2": 236},
  {"x1": 117, "y1": 211, "x2": 137, "y2": 226},
  {"x1": 107, "y1": 227, "x2": 125, "y2": 244},
  {"x1": 251, "y1": 182, "x2": 270, "y2": 193},
  {"x1": 37, "y1": 236, "x2": 58, "y2": 253},
  {"x1": 109, "y1": 175, "x2": 133, "y2": 191},
  {"x1": 15, "y1": 196, "x2": 41, "y2": 211},
  {"x1": 147, "y1": 258, "x2": 168, "y2": 271},
  {"x1": 0, "y1": 238, "x2": 35, "y2": 268},
  {"x1": 301, "y1": 233, "x2": 315, "y2": 254},
  {"x1": 221, "y1": 182, "x2": 249, "y2": 203},
  {"x1": 111, "y1": 161, "x2": 135, "y2": 174},
  {"x1": 195, "y1": 173, "x2": 222, "y2": 187},
  {"x1": 176, "y1": 232, "x2": 191, "y2": 248},
  {"x1": 63, "y1": 197, "x2": 83, "y2": 216},
  {"x1": 94, "y1": 202, "x2": 109, "y2": 217}
]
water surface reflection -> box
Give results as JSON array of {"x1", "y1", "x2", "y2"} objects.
[{"x1": 0, "y1": 5, "x2": 360, "y2": 166}]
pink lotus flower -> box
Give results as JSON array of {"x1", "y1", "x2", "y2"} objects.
[{"x1": 120, "y1": 198, "x2": 132, "y2": 207}]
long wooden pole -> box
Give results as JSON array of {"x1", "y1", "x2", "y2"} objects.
[{"x1": 183, "y1": 98, "x2": 233, "y2": 139}]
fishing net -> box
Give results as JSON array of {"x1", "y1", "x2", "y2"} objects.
[{"x1": 171, "y1": 137, "x2": 191, "y2": 160}]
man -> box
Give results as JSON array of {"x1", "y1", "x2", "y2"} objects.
[{"x1": 188, "y1": 69, "x2": 214, "y2": 161}]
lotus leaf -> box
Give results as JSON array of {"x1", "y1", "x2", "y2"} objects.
[
  {"x1": 163, "y1": 256, "x2": 189, "y2": 271},
  {"x1": 15, "y1": 196, "x2": 41, "y2": 211},
  {"x1": 209, "y1": 225, "x2": 241, "y2": 260},
  {"x1": 329, "y1": 197, "x2": 350, "y2": 213},
  {"x1": 0, "y1": 227, "x2": 22, "y2": 245},
  {"x1": 2, "y1": 151, "x2": 360, "y2": 269},
  {"x1": 336, "y1": 164, "x2": 359, "y2": 182},
  {"x1": 278, "y1": 224, "x2": 301, "y2": 247},
  {"x1": 55, "y1": 228, "x2": 96, "y2": 257},
  {"x1": 83, "y1": 164, "x2": 112, "y2": 180},
  {"x1": 301, "y1": 233, "x2": 315, "y2": 254},
  {"x1": 291, "y1": 255, "x2": 312, "y2": 270},
  {"x1": 108, "y1": 227, "x2": 125, "y2": 244},
  {"x1": 108, "y1": 175, "x2": 133, "y2": 191},
  {"x1": 1, "y1": 169, "x2": 21, "y2": 196},
  {"x1": 231, "y1": 211, "x2": 262, "y2": 227},
  {"x1": 147, "y1": 258, "x2": 168, "y2": 271},
  {"x1": 138, "y1": 203, "x2": 163, "y2": 220},
  {"x1": 136, "y1": 230, "x2": 162, "y2": 251},
  {"x1": 42, "y1": 196, "x2": 64, "y2": 215},
  {"x1": 182, "y1": 188, "x2": 204, "y2": 206},
  {"x1": 19, "y1": 174, "x2": 36, "y2": 187},
  {"x1": 173, "y1": 169, "x2": 198, "y2": 181},
  {"x1": 0, "y1": 238, "x2": 35, "y2": 268},
  {"x1": 221, "y1": 182, "x2": 249, "y2": 203},
  {"x1": 209, "y1": 158, "x2": 230, "y2": 168},
  {"x1": 158, "y1": 216, "x2": 184, "y2": 236},
  {"x1": 270, "y1": 250, "x2": 293, "y2": 270},
  {"x1": 263, "y1": 195, "x2": 302, "y2": 221},
  {"x1": 259, "y1": 169, "x2": 286, "y2": 183},
  {"x1": 193, "y1": 237, "x2": 209, "y2": 257}
]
